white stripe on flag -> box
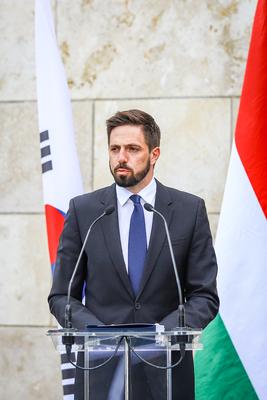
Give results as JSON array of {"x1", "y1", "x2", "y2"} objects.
[
  {"x1": 62, "y1": 378, "x2": 75, "y2": 386},
  {"x1": 35, "y1": 0, "x2": 83, "y2": 213},
  {"x1": 61, "y1": 363, "x2": 76, "y2": 371},
  {"x1": 216, "y1": 143, "x2": 267, "y2": 398}
]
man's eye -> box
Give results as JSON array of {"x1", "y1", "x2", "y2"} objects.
[
  {"x1": 110, "y1": 147, "x2": 119, "y2": 152},
  {"x1": 129, "y1": 147, "x2": 139, "y2": 152}
]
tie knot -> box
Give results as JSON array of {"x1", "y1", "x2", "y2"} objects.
[{"x1": 130, "y1": 194, "x2": 141, "y2": 205}]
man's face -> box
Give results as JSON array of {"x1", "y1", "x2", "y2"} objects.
[{"x1": 108, "y1": 125, "x2": 160, "y2": 192}]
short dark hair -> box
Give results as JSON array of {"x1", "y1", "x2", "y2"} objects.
[{"x1": 106, "y1": 109, "x2": 161, "y2": 151}]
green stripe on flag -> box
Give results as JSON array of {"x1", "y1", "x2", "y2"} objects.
[{"x1": 194, "y1": 314, "x2": 258, "y2": 400}]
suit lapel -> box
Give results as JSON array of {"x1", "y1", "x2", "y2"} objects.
[
  {"x1": 137, "y1": 181, "x2": 173, "y2": 299},
  {"x1": 99, "y1": 184, "x2": 135, "y2": 298},
  {"x1": 98, "y1": 181, "x2": 173, "y2": 300}
]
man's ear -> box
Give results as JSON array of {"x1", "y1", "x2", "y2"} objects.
[{"x1": 150, "y1": 147, "x2": 160, "y2": 166}]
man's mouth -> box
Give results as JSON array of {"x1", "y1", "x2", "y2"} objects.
[
  {"x1": 115, "y1": 165, "x2": 132, "y2": 174},
  {"x1": 116, "y1": 169, "x2": 131, "y2": 177}
]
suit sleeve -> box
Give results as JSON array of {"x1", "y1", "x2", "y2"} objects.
[
  {"x1": 48, "y1": 199, "x2": 103, "y2": 329},
  {"x1": 160, "y1": 198, "x2": 219, "y2": 329}
]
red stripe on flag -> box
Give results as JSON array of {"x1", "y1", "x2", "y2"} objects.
[
  {"x1": 235, "y1": 0, "x2": 267, "y2": 218},
  {"x1": 45, "y1": 204, "x2": 65, "y2": 265}
]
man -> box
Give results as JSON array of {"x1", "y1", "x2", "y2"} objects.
[{"x1": 48, "y1": 109, "x2": 219, "y2": 400}]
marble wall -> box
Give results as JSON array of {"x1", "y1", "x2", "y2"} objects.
[{"x1": 0, "y1": 0, "x2": 257, "y2": 398}]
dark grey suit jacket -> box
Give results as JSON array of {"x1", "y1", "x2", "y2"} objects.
[{"x1": 48, "y1": 180, "x2": 219, "y2": 399}]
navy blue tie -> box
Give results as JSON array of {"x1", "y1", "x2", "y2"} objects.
[{"x1": 128, "y1": 195, "x2": 147, "y2": 296}]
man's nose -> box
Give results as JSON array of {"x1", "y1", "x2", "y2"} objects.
[{"x1": 118, "y1": 148, "x2": 127, "y2": 163}]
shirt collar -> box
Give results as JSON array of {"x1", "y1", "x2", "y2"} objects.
[{"x1": 116, "y1": 177, "x2": 156, "y2": 207}]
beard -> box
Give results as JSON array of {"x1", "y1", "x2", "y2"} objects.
[{"x1": 110, "y1": 159, "x2": 151, "y2": 188}]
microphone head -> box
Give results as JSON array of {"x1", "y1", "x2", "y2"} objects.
[
  {"x1": 105, "y1": 205, "x2": 115, "y2": 215},
  {"x1": 144, "y1": 203, "x2": 154, "y2": 212}
]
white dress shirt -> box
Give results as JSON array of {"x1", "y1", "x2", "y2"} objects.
[{"x1": 116, "y1": 178, "x2": 156, "y2": 272}]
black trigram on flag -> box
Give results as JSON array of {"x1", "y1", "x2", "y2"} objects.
[{"x1": 40, "y1": 130, "x2": 53, "y2": 173}]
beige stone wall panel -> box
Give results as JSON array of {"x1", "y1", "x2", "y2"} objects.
[
  {"x1": 232, "y1": 96, "x2": 241, "y2": 137},
  {"x1": 93, "y1": 98, "x2": 231, "y2": 212},
  {"x1": 0, "y1": 0, "x2": 35, "y2": 101},
  {"x1": 0, "y1": 326, "x2": 62, "y2": 399},
  {"x1": 0, "y1": 0, "x2": 255, "y2": 100},
  {"x1": 0, "y1": 101, "x2": 92, "y2": 212},
  {"x1": 0, "y1": 0, "x2": 57, "y2": 101},
  {"x1": 0, "y1": 102, "x2": 43, "y2": 212},
  {"x1": 57, "y1": 0, "x2": 256, "y2": 99},
  {"x1": 208, "y1": 213, "x2": 219, "y2": 242},
  {"x1": 0, "y1": 214, "x2": 51, "y2": 325},
  {"x1": 72, "y1": 100, "x2": 93, "y2": 193}
]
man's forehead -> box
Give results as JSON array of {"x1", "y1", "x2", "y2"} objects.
[{"x1": 109, "y1": 125, "x2": 146, "y2": 143}]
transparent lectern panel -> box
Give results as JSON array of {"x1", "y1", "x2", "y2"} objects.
[
  {"x1": 47, "y1": 329, "x2": 202, "y2": 399},
  {"x1": 79, "y1": 335, "x2": 169, "y2": 400},
  {"x1": 127, "y1": 336, "x2": 168, "y2": 400}
]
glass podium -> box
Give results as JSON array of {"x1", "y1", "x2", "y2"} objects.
[{"x1": 48, "y1": 327, "x2": 203, "y2": 400}]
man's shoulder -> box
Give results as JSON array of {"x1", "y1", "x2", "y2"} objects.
[
  {"x1": 69, "y1": 184, "x2": 116, "y2": 214},
  {"x1": 157, "y1": 180, "x2": 204, "y2": 206}
]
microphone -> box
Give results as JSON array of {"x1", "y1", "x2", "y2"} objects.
[
  {"x1": 65, "y1": 205, "x2": 115, "y2": 329},
  {"x1": 144, "y1": 203, "x2": 186, "y2": 328}
]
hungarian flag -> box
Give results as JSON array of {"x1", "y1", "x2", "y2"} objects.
[
  {"x1": 195, "y1": 1, "x2": 267, "y2": 399},
  {"x1": 35, "y1": 0, "x2": 83, "y2": 398}
]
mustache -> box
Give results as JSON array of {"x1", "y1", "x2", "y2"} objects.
[{"x1": 114, "y1": 163, "x2": 133, "y2": 172}]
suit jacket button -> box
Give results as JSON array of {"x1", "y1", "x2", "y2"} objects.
[{"x1": 135, "y1": 302, "x2": 141, "y2": 310}]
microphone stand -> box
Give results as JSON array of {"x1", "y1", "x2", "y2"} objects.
[
  {"x1": 64, "y1": 205, "x2": 115, "y2": 329},
  {"x1": 62, "y1": 206, "x2": 115, "y2": 351}
]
